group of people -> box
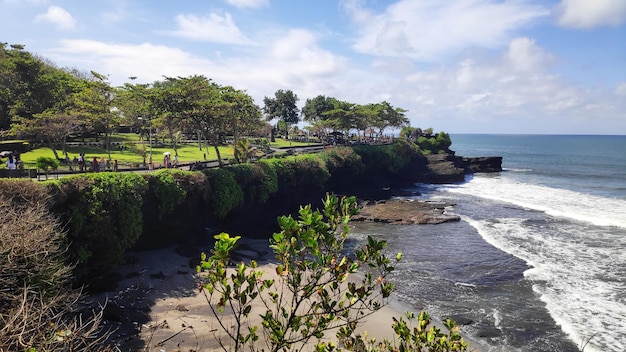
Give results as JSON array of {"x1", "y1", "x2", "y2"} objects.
[
  {"x1": 73, "y1": 154, "x2": 118, "y2": 173},
  {"x1": 162, "y1": 153, "x2": 178, "y2": 169}
]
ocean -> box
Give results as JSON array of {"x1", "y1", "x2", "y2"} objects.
[{"x1": 349, "y1": 134, "x2": 626, "y2": 352}]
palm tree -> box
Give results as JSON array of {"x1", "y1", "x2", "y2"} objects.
[{"x1": 234, "y1": 138, "x2": 257, "y2": 163}]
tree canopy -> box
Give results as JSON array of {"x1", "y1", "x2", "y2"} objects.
[{"x1": 1, "y1": 44, "x2": 412, "y2": 154}]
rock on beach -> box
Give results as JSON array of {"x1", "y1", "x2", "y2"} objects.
[{"x1": 353, "y1": 198, "x2": 460, "y2": 225}]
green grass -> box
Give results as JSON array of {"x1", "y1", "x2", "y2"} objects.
[
  {"x1": 2, "y1": 134, "x2": 322, "y2": 171},
  {"x1": 14, "y1": 143, "x2": 235, "y2": 170},
  {"x1": 269, "y1": 138, "x2": 320, "y2": 148}
]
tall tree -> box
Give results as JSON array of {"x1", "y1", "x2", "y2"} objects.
[
  {"x1": 73, "y1": 71, "x2": 119, "y2": 160},
  {"x1": 301, "y1": 95, "x2": 334, "y2": 123},
  {"x1": 220, "y1": 86, "x2": 264, "y2": 149},
  {"x1": 371, "y1": 101, "x2": 409, "y2": 137},
  {"x1": 1, "y1": 43, "x2": 83, "y2": 132},
  {"x1": 263, "y1": 89, "x2": 300, "y2": 140},
  {"x1": 157, "y1": 75, "x2": 231, "y2": 166}
]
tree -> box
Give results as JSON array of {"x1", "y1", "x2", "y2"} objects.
[
  {"x1": 220, "y1": 86, "x2": 264, "y2": 148},
  {"x1": 198, "y1": 194, "x2": 469, "y2": 352},
  {"x1": 263, "y1": 89, "x2": 300, "y2": 140},
  {"x1": 12, "y1": 109, "x2": 83, "y2": 160},
  {"x1": 35, "y1": 156, "x2": 59, "y2": 179},
  {"x1": 156, "y1": 75, "x2": 232, "y2": 166},
  {"x1": 302, "y1": 95, "x2": 335, "y2": 123},
  {"x1": 233, "y1": 138, "x2": 257, "y2": 163},
  {"x1": 0, "y1": 43, "x2": 83, "y2": 132},
  {"x1": 73, "y1": 71, "x2": 120, "y2": 160},
  {"x1": 371, "y1": 101, "x2": 409, "y2": 138}
]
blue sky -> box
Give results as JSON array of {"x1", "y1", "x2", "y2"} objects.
[{"x1": 1, "y1": 0, "x2": 625, "y2": 134}]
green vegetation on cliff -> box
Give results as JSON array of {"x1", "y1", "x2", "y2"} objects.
[{"x1": 26, "y1": 140, "x2": 421, "y2": 272}]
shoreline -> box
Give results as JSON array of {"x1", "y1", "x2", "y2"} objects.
[
  {"x1": 93, "y1": 236, "x2": 480, "y2": 351},
  {"x1": 93, "y1": 239, "x2": 402, "y2": 351}
]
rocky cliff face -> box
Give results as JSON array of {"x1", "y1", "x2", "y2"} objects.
[
  {"x1": 216, "y1": 151, "x2": 502, "y2": 238},
  {"x1": 418, "y1": 153, "x2": 502, "y2": 184}
]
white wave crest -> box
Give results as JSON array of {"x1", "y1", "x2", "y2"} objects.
[
  {"x1": 446, "y1": 176, "x2": 626, "y2": 228},
  {"x1": 465, "y1": 216, "x2": 626, "y2": 352}
]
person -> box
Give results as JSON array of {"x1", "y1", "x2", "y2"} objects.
[
  {"x1": 148, "y1": 154, "x2": 153, "y2": 170},
  {"x1": 92, "y1": 157, "x2": 98, "y2": 172},
  {"x1": 6, "y1": 155, "x2": 16, "y2": 170},
  {"x1": 78, "y1": 154, "x2": 84, "y2": 172},
  {"x1": 113, "y1": 159, "x2": 118, "y2": 172},
  {"x1": 173, "y1": 154, "x2": 178, "y2": 168},
  {"x1": 99, "y1": 157, "x2": 105, "y2": 172}
]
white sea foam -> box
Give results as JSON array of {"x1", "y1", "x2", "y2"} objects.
[
  {"x1": 464, "y1": 216, "x2": 626, "y2": 352},
  {"x1": 446, "y1": 176, "x2": 626, "y2": 228}
]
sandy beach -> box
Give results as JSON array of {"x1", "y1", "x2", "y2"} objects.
[{"x1": 95, "y1": 237, "x2": 405, "y2": 352}]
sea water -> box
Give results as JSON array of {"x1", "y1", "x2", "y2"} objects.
[{"x1": 350, "y1": 135, "x2": 626, "y2": 352}]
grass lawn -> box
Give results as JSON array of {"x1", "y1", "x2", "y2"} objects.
[{"x1": 3, "y1": 134, "x2": 322, "y2": 171}]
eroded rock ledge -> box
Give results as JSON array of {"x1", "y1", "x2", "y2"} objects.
[{"x1": 353, "y1": 198, "x2": 460, "y2": 225}]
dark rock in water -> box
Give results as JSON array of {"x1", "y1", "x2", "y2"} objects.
[
  {"x1": 456, "y1": 156, "x2": 503, "y2": 173},
  {"x1": 149, "y1": 271, "x2": 165, "y2": 279},
  {"x1": 445, "y1": 315, "x2": 474, "y2": 326},
  {"x1": 477, "y1": 327, "x2": 502, "y2": 338},
  {"x1": 418, "y1": 153, "x2": 502, "y2": 184}
]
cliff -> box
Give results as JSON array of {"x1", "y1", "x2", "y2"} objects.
[
  {"x1": 217, "y1": 149, "x2": 502, "y2": 237},
  {"x1": 418, "y1": 153, "x2": 502, "y2": 184}
]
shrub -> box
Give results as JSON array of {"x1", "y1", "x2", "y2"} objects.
[
  {"x1": 35, "y1": 156, "x2": 59, "y2": 178},
  {"x1": 262, "y1": 154, "x2": 330, "y2": 194},
  {"x1": 229, "y1": 162, "x2": 278, "y2": 204},
  {"x1": 319, "y1": 146, "x2": 364, "y2": 176},
  {"x1": 353, "y1": 139, "x2": 419, "y2": 174},
  {"x1": 203, "y1": 168, "x2": 244, "y2": 219},
  {"x1": 145, "y1": 169, "x2": 188, "y2": 218},
  {"x1": 0, "y1": 179, "x2": 108, "y2": 351},
  {"x1": 197, "y1": 194, "x2": 469, "y2": 352},
  {"x1": 54, "y1": 173, "x2": 148, "y2": 270}
]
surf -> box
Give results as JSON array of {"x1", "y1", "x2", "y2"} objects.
[{"x1": 445, "y1": 175, "x2": 626, "y2": 229}]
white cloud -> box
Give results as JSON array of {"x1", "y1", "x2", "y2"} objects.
[
  {"x1": 556, "y1": 0, "x2": 626, "y2": 28},
  {"x1": 505, "y1": 37, "x2": 555, "y2": 72},
  {"x1": 34, "y1": 5, "x2": 76, "y2": 31},
  {"x1": 168, "y1": 13, "x2": 254, "y2": 45},
  {"x1": 46, "y1": 34, "x2": 625, "y2": 135},
  {"x1": 226, "y1": 0, "x2": 269, "y2": 9},
  {"x1": 343, "y1": 0, "x2": 549, "y2": 61},
  {"x1": 616, "y1": 83, "x2": 626, "y2": 97},
  {"x1": 48, "y1": 33, "x2": 347, "y2": 102}
]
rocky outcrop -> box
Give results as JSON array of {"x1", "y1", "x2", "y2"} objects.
[
  {"x1": 455, "y1": 156, "x2": 503, "y2": 173},
  {"x1": 418, "y1": 153, "x2": 502, "y2": 184},
  {"x1": 353, "y1": 198, "x2": 460, "y2": 225}
]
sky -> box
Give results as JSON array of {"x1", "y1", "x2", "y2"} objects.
[{"x1": 1, "y1": 0, "x2": 625, "y2": 135}]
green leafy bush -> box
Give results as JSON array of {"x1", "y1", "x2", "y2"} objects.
[
  {"x1": 262, "y1": 154, "x2": 330, "y2": 194},
  {"x1": 416, "y1": 132, "x2": 451, "y2": 154},
  {"x1": 198, "y1": 194, "x2": 469, "y2": 352},
  {"x1": 203, "y1": 168, "x2": 244, "y2": 219},
  {"x1": 353, "y1": 139, "x2": 419, "y2": 174},
  {"x1": 145, "y1": 169, "x2": 188, "y2": 218},
  {"x1": 319, "y1": 146, "x2": 364, "y2": 176},
  {"x1": 35, "y1": 156, "x2": 59, "y2": 177},
  {"x1": 229, "y1": 162, "x2": 278, "y2": 204},
  {"x1": 54, "y1": 173, "x2": 148, "y2": 270}
]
